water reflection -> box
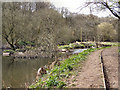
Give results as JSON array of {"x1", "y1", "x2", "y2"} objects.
[{"x1": 2, "y1": 56, "x2": 54, "y2": 88}]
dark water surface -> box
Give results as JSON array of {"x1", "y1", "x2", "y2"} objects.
[{"x1": 2, "y1": 56, "x2": 54, "y2": 88}]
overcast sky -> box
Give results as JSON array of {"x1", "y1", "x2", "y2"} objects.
[{"x1": 49, "y1": 0, "x2": 113, "y2": 17}]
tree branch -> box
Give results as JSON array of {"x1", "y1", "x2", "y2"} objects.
[{"x1": 101, "y1": 2, "x2": 120, "y2": 19}]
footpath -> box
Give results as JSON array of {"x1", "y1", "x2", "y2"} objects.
[{"x1": 66, "y1": 47, "x2": 118, "y2": 88}]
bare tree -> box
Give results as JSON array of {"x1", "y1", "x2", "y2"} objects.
[
  {"x1": 79, "y1": 0, "x2": 120, "y2": 19},
  {"x1": 2, "y1": 2, "x2": 22, "y2": 50}
]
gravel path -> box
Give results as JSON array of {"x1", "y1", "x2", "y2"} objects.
[{"x1": 66, "y1": 46, "x2": 118, "y2": 88}]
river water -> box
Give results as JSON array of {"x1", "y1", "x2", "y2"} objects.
[
  {"x1": 2, "y1": 56, "x2": 54, "y2": 88},
  {"x1": 72, "y1": 49, "x2": 87, "y2": 54},
  {"x1": 2, "y1": 48, "x2": 87, "y2": 88}
]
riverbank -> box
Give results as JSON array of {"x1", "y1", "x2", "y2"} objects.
[
  {"x1": 2, "y1": 42, "x2": 117, "y2": 58},
  {"x1": 29, "y1": 46, "x2": 111, "y2": 88}
]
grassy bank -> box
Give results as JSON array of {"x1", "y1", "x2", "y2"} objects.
[
  {"x1": 29, "y1": 46, "x2": 111, "y2": 88},
  {"x1": 58, "y1": 42, "x2": 118, "y2": 50}
]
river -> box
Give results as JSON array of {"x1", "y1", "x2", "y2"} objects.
[
  {"x1": 2, "y1": 48, "x2": 87, "y2": 88},
  {"x1": 2, "y1": 56, "x2": 54, "y2": 88}
]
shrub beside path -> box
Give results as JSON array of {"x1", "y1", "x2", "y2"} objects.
[{"x1": 66, "y1": 46, "x2": 118, "y2": 88}]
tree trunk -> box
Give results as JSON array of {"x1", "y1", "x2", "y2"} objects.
[{"x1": 4, "y1": 37, "x2": 16, "y2": 50}]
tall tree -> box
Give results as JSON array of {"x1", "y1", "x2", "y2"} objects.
[
  {"x1": 97, "y1": 22, "x2": 117, "y2": 41},
  {"x1": 2, "y1": 2, "x2": 22, "y2": 50}
]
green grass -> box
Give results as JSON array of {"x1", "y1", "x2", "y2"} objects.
[{"x1": 29, "y1": 46, "x2": 112, "y2": 88}]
